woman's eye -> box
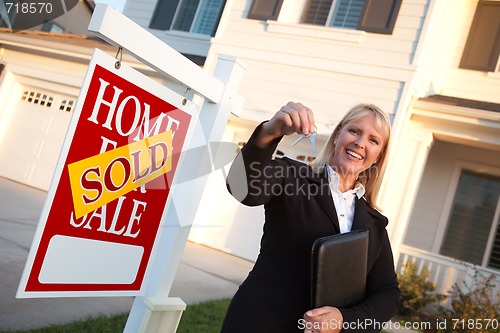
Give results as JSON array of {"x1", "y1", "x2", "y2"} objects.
[{"x1": 370, "y1": 138, "x2": 379, "y2": 145}]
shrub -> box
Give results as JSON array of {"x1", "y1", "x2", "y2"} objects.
[
  {"x1": 437, "y1": 269, "x2": 500, "y2": 333},
  {"x1": 397, "y1": 260, "x2": 444, "y2": 321}
]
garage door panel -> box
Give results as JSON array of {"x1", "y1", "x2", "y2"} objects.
[{"x1": 0, "y1": 86, "x2": 75, "y2": 190}]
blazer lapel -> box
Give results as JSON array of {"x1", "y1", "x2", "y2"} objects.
[
  {"x1": 352, "y1": 198, "x2": 376, "y2": 231},
  {"x1": 307, "y1": 167, "x2": 340, "y2": 233}
]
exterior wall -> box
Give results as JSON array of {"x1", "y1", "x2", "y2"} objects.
[
  {"x1": 2, "y1": 48, "x2": 89, "y2": 91},
  {"x1": 441, "y1": 0, "x2": 500, "y2": 103},
  {"x1": 204, "y1": 0, "x2": 431, "y2": 128},
  {"x1": 406, "y1": 140, "x2": 500, "y2": 250},
  {"x1": 410, "y1": 0, "x2": 470, "y2": 97},
  {"x1": 122, "y1": 0, "x2": 213, "y2": 57},
  {"x1": 191, "y1": 0, "x2": 434, "y2": 259}
]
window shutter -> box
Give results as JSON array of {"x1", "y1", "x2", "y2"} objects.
[
  {"x1": 460, "y1": 1, "x2": 500, "y2": 72},
  {"x1": 150, "y1": 0, "x2": 180, "y2": 30},
  {"x1": 248, "y1": 0, "x2": 284, "y2": 21},
  {"x1": 357, "y1": 0, "x2": 402, "y2": 34}
]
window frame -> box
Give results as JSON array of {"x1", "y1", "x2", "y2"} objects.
[{"x1": 436, "y1": 161, "x2": 500, "y2": 270}]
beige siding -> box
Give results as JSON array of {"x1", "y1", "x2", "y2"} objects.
[
  {"x1": 439, "y1": 0, "x2": 500, "y2": 103},
  {"x1": 406, "y1": 140, "x2": 500, "y2": 251},
  {"x1": 207, "y1": 0, "x2": 429, "y2": 128},
  {"x1": 411, "y1": 0, "x2": 472, "y2": 97}
]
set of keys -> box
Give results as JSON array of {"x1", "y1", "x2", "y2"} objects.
[{"x1": 292, "y1": 128, "x2": 318, "y2": 153}]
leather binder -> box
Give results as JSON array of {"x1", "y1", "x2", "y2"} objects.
[{"x1": 311, "y1": 229, "x2": 369, "y2": 308}]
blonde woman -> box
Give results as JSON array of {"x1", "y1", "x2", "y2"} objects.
[{"x1": 223, "y1": 102, "x2": 400, "y2": 333}]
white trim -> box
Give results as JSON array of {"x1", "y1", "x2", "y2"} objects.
[
  {"x1": 487, "y1": 71, "x2": 500, "y2": 79},
  {"x1": 266, "y1": 20, "x2": 365, "y2": 43},
  {"x1": 413, "y1": 100, "x2": 500, "y2": 127},
  {"x1": 483, "y1": 196, "x2": 500, "y2": 267}
]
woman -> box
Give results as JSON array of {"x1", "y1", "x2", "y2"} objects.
[{"x1": 223, "y1": 102, "x2": 400, "y2": 333}]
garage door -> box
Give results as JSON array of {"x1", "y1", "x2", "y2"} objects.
[{"x1": 0, "y1": 87, "x2": 76, "y2": 191}]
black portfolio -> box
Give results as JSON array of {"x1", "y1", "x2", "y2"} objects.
[{"x1": 311, "y1": 229, "x2": 369, "y2": 308}]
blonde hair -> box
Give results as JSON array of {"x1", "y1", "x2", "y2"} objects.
[{"x1": 310, "y1": 104, "x2": 391, "y2": 209}]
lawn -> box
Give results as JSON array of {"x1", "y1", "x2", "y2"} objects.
[{"x1": 0, "y1": 299, "x2": 231, "y2": 333}]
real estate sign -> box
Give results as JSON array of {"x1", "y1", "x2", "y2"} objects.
[{"x1": 17, "y1": 48, "x2": 196, "y2": 297}]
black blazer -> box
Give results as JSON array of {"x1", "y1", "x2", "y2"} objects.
[{"x1": 222, "y1": 126, "x2": 400, "y2": 333}]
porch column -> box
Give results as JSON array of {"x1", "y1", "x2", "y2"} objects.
[{"x1": 380, "y1": 126, "x2": 434, "y2": 260}]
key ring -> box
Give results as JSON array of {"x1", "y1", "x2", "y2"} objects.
[{"x1": 292, "y1": 126, "x2": 318, "y2": 153}]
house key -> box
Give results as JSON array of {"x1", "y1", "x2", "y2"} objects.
[{"x1": 292, "y1": 129, "x2": 318, "y2": 153}]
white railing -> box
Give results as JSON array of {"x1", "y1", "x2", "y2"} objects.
[{"x1": 396, "y1": 244, "x2": 500, "y2": 304}]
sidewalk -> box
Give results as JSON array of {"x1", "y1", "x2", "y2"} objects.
[{"x1": 0, "y1": 177, "x2": 253, "y2": 331}]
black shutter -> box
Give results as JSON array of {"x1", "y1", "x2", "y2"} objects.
[
  {"x1": 248, "y1": 0, "x2": 284, "y2": 21},
  {"x1": 460, "y1": 1, "x2": 500, "y2": 72},
  {"x1": 150, "y1": 0, "x2": 180, "y2": 30},
  {"x1": 357, "y1": 0, "x2": 402, "y2": 34}
]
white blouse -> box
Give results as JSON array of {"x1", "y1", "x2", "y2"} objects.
[{"x1": 327, "y1": 166, "x2": 365, "y2": 234}]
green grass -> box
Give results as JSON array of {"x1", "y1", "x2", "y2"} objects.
[{"x1": 1, "y1": 299, "x2": 231, "y2": 333}]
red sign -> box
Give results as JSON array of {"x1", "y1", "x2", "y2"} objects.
[{"x1": 17, "y1": 49, "x2": 195, "y2": 297}]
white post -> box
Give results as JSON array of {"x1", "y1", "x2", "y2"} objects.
[{"x1": 88, "y1": 4, "x2": 246, "y2": 332}]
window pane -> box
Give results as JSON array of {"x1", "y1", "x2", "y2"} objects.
[
  {"x1": 192, "y1": 0, "x2": 225, "y2": 35},
  {"x1": 441, "y1": 171, "x2": 500, "y2": 266},
  {"x1": 331, "y1": 0, "x2": 365, "y2": 29},
  {"x1": 172, "y1": 0, "x2": 201, "y2": 32},
  {"x1": 304, "y1": 0, "x2": 334, "y2": 25}
]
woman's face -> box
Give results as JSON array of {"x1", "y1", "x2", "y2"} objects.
[{"x1": 329, "y1": 114, "x2": 385, "y2": 180}]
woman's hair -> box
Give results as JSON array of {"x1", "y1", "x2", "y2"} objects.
[{"x1": 310, "y1": 103, "x2": 391, "y2": 209}]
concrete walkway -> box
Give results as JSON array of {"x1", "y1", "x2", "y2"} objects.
[{"x1": 0, "y1": 177, "x2": 253, "y2": 331}]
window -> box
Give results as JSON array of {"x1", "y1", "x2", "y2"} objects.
[
  {"x1": 440, "y1": 170, "x2": 500, "y2": 270},
  {"x1": 460, "y1": 1, "x2": 500, "y2": 72},
  {"x1": 21, "y1": 90, "x2": 54, "y2": 108},
  {"x1": 304, "y1": 0, "x2": 366, "y2": 29},
  {"x1": 150, "y1": 0, "x2": 226, "y2": 36},
  {"x1": 248, "y1": 0, "x2": 401, "y2": 34},
  {"x1": 304, "y1": 0, "x2": 401, "y2": 34},
  {"x1": 59, "y1": 99, "x2": 75, "y2": 112}
]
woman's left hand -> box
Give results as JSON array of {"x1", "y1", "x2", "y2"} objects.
[{"x1": 302, "y1": 306, "x2": 343, "y2": 333}]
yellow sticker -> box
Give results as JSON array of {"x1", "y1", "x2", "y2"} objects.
[{"x1": 68, "y1": 131, "x2": 173, "y2": 219}]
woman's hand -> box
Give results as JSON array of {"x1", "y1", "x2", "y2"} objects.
[
  {"x1": 254, "y1": 101, "x2": 315, "y2": 148},
  {"x1": 302, "y1": 306, "x2": 343, "y2": 333}
]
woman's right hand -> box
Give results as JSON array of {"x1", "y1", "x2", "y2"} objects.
[{"x1": 255, "y1": 101, "x2": 316, "y2": 148}]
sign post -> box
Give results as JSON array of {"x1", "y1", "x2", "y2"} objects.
[{"x1": 17, "y1": 4, "x2": 245, "y2": 332}]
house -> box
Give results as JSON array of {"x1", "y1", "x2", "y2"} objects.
[
  {"x1": 122, "y1": 0, "x2": 500, "y2": 299},
  {"x1": 0, "y1": 0, "x2": 499, "y2": 301}
]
